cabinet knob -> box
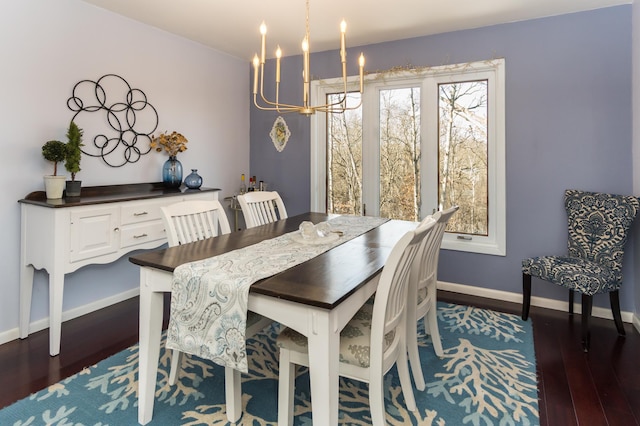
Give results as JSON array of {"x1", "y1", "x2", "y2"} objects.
[{"x1": 114, "y1": 227, "x2": 120, "y2": 232}]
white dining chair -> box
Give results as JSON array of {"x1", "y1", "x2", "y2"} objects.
[
  {"x1": 407, "y1": 205, "x2": 458, "y2": 391},
  {"x1": 161, "y1": 199, "x2": 231, "y2": 246},
  {"x1": 237, "y1": 191, "x2": 288, "y2": 228},
  {"x1": 275, "y1": 219, "x2": 437, "y2": 425},
  {"x1": 160, "y1": 199, "x2": 273, "y2": 387}
]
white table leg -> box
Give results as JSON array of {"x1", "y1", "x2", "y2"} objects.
[
  {"x1": 48, "y1": 268, "x2": 65, "y2": 356},
  {"x1": 306, "y1": 312, "x2": 340, "y2": 426},
  {"x1": 19, "y1": 264, "x2": 34, "y2": 339},
  {"x1": 138, "y1": 268, "x2": 165, "y2": 425},
  {"x1": 225, "y1": 367, "x2": 242, "y2": 422}
]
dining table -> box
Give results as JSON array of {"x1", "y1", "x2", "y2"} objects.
[{"x1": 129, "y1": 212, "x2": 417, "y2": 425}]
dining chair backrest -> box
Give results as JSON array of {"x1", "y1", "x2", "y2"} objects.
[
  {"x1": 160, "y1": 199, "x2": 231, "y2": 246},
  {"x1": 237, "y1": 191, "x2": 288, "y2": 228},
  {"x1": 406, "y1": 205, "x2": 458, "y2": 390},
  {"x1": 412, "y1": 205, "x2": 459, "y2": 295},
  {"x1": 371, "y1": 219, "x2": 436, "y2": 375}
]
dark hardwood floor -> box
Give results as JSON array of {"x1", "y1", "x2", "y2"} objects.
[{"x1": 1, "y1": 291, "x2": 638, "y2": 425}]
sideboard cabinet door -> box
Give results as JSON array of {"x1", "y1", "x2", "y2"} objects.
[{"x1": 69, "y1": 206, "x2": 120, "y2": 263}]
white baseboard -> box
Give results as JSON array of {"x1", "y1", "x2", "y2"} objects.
[
  {"x1": 0, "y1": 288, "x2": 140, "y2": 346},
  {"x1": 438, "y1": 281, "x2": 640, "y2": 329},
  {"x1": 3, "y1": 281, "x2": 638, "y2": 347}
]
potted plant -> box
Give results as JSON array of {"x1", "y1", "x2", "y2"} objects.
[
  {"x1": 64, "y1": 121, "x2": 84, "y2": 197},
  {"x1": 41, "y1": 140, "x2": 67, "y2": 199}
]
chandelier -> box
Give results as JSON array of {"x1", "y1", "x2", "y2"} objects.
[{"x1": 252, "y1": 0, "x2": 365, "y2": 116}]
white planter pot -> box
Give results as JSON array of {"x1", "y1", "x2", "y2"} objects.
[{"x1": 43, "y1": 175, "x2": 66, "y2": 199}]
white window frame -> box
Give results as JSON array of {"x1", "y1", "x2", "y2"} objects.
[{"x1": 310, "y1": 59, "x2": 506, "y2": 256}]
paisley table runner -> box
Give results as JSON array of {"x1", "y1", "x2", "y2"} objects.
[{"x1": 166, "y1": 215, "x2": 389, "y2": 372}]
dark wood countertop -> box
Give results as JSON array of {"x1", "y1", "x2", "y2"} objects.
[{"x1": 18, "y1": 182, "x2": 220, "y2": 208}]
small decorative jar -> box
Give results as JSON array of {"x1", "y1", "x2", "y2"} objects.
[
  {"x1": 162, "y1": 156, "x2": 183, "y2": 188},
  {"x1": 184, "y1": 169, "x2": 203, "y2": 189}
]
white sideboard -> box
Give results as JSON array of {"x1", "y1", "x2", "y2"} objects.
[{"x1": 19, "y1": 183, "x2": 220, "y2": 356}]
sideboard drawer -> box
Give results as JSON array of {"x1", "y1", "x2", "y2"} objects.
[
  {"x1": 120, "y1": 220, "x2": 166, "y2": 249},
  {"x1": 121, "y1": 199, "x2": 168, "y2": 225}
]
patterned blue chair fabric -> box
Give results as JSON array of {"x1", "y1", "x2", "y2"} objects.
[{"x1": 521, "y1": 189, "x2": 639, "y2": 351}]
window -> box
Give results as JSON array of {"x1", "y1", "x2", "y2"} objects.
[{"x1": 311, "y1": 59, "x2": 505, "y2": 256}]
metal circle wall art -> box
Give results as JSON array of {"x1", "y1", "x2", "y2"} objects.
[{"x1": 67, "y1": 74, "x2": 159, "y2": 167}]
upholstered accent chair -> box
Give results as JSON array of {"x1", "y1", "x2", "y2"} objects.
[
  {"x1": 407, "y1": 205, "x2": 458, "y2": 391},
  {"x1": 522, "y1": 189, "x2": 639, "y2": 351},
  {"x1": 237, "y1": 191, "x2": 288, "y2": 228},
  {"x1": 275, "y1": 219, "x2": 437, "y2": 425}
]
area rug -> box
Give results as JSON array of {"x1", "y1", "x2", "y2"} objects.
[{"x1": 0, "y1": 303, "x2": 539, "y2": 425}]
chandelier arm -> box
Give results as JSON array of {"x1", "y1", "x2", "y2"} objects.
[
  {"x1": 256, "y1": 64, "x2": 306, "y2": 110},
  {"x1": 253, "y1": 96, "x2": 300, "y2": 112},
  {"x1": 315, "y1": 97, "x2": 363, "y2": 114},
  {"x1": 257, "y1": 95, "x2": 303, "y2": 110}
]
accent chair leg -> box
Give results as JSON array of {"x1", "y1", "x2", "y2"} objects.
[
  {"x1": 568, "y1": 290, "x2": 574, "y2": 315},
  {"x1": 581, "y1": 294, "x2": 592, "y2": 352},
  {"x1": 609, "y1": 290, "x2": 626, "y2": 336},
  {"x1": 522, "y1": 273, "x2": 532, "y2": 320}
]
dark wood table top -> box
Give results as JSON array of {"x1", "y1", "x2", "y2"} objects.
[{"x1": 129, "y1": 212, "x2": 417, "y2": 310}]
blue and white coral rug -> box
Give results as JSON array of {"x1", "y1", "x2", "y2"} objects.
[{"x1": 0, "y1": 303, "x2": 539, "y2": 425}]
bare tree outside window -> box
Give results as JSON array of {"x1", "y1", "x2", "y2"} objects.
[
  {"x1": 327, "y1": 93, "x2": 362, "y2": 215},
  {"x1": 327, "y1": 82, "x2": 488, "y2": 233},
  {"x1": 379, "y1": 87, "x2": 421, "y2": 221},
  {"x1": 438, "y1": 81, "x2": 488, "y2": 235}
]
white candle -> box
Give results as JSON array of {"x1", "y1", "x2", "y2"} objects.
[
  {"x1": 340, "y1": 20, "x2": 347, "y2": 63},
  {"x1": 260, "y1": 22, "x2": 267, "y2": 64},
  {"x1": 359, "y1": 53, "x2": 365, "y2": 93}
]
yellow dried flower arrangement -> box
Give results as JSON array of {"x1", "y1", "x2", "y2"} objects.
[{"x1": 150, "y1": 131, "x2": 188, "y2": 157}]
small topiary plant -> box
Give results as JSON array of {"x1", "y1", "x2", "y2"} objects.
[
  {"x1": 65, "y1": 121, "x2": 84, "y2": 181},
  {"x1": 42, "y1": 140, "x2": 67, "y2": 176}
]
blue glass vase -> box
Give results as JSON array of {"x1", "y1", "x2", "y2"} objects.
[
  {"x1": 162, "y1": 156, "x2": 183, "y2": 188},
  {"x1": 184, "y1": 169, "x2": 203, "y2": 189}
]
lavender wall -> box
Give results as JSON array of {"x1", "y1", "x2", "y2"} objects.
[{"x1": 250, "y1": 6, "x2": 635, "y2": 311}]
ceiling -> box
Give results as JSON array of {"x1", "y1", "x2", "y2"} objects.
[{"x1": 80, "y1": 0, "x2": 629, "y2": 60}]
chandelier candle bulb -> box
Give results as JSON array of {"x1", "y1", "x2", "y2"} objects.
[
  {"x1": 260, "y1": 22, "x2": 267, "y2": 64},
  {"x1": 340, "y1": 20, "x2": 347, "y2": 62},
  {"x1": 359, "y1": 53, "x2": 365, "y2": 92}
]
